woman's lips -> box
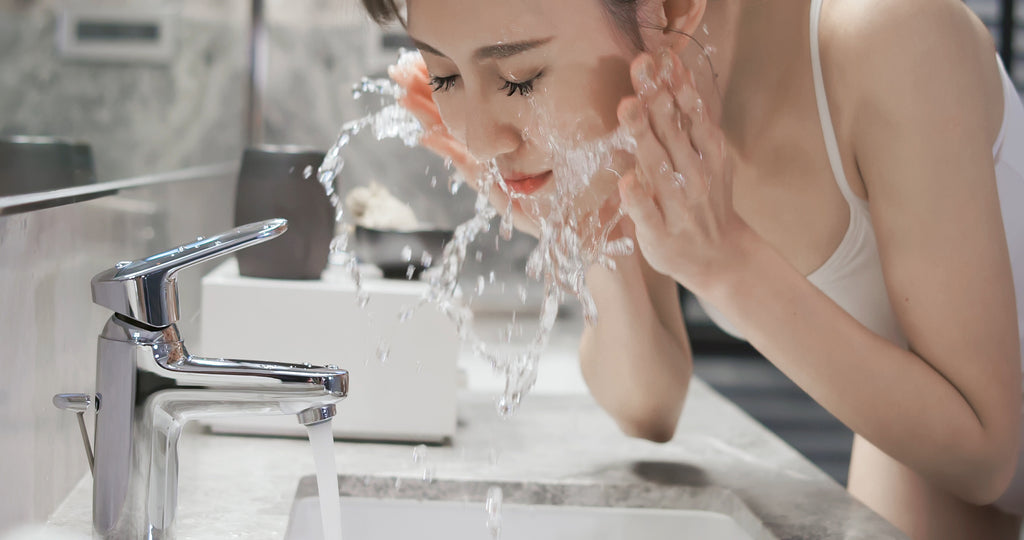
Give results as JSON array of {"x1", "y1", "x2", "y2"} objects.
[{"x1": 502, "y1": 171, "x2": 552, "y2": 195}]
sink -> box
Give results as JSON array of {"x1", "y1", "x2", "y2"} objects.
[
  {"x1": 286, "y1": 497, "x2": 756, "y2": 539},
  {"x1": 285, "y1": 477, "x2": 767, "y2": 540}
]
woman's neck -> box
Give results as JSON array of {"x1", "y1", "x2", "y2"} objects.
[{"x1": 701, "y1": 0, "x2": 812, "y2": 144}]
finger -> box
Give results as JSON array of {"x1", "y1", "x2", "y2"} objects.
[
  {"x1": 666, "y1": 51, "x2": 726, "y2": 185},
  {"x1": 645, "y1": 82, "x2": 701, "y2": 210},
  {"x1": 619, "y1": 90, "x2": 688, "y2": 231},
  {"x1": 399, "y1": 93, "x2": 443, "y2": 127},
  {"x1": 618, "y1": 93, "x2": 672, "y2": 194},
  {"x1": 388, "y1": 59, "x2": 430, "y2": 86},
  {"x1": 618, "y1": 169, "x2": 665, "y2": 238}
]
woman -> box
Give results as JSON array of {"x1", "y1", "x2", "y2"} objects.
[{"x1": 359, "y1": 0, "x2": 1024, "y2": 537}]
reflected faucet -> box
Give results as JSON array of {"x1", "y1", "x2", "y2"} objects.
[{"x1": 55, "y1": 219, "x2": 348, "y2": 540}]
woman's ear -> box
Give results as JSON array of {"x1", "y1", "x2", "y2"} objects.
[
  {"x1": 640, "y1": 0, "x2": 708, "y2": 50},
  {"x1": 664, "y1": 0, "x2": 707, "y2": 38}
]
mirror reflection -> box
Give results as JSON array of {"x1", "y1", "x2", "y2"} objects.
[{"x1": 0, "y1": 1, "x2": 246, "y2": 200}]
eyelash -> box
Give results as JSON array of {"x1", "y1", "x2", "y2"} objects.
[
  {"x1": 428, "y1": 73, "x2": 542, "y2": 97},
  {"x1": 429, "y1": 75, "x2": 458, "y2": 93}
]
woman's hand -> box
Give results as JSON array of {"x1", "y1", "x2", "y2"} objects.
[{"x1": 616, "y1": 49, "x2": 752, "y2": 296}]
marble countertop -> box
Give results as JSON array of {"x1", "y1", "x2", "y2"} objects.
[
  {"x1": 42, "y1": 315, "x2": 906, "y2": 539},
  {"x1": 44, "y1": 385, "x2": 905, "y2": 539}
]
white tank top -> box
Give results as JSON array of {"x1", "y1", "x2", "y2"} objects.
[{"x1": 699, "y1": 0, "x2": 1024, "y2": 372}]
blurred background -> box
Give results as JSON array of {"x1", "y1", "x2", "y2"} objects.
[{"x1": 0, "y1": 0, "x2": 1020, "y2": 532}]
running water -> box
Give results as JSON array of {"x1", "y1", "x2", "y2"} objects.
[{"x1": 306, "y1": 420, "x2": 343, "y2": 540}]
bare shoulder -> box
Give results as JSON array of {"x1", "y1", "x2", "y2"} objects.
[
  {"x1": 821, "y1": 0, "x2": 997, "y2": 62},
  {"x1": 819, "y1": 0, "x2": 1004, "y2": 145}
]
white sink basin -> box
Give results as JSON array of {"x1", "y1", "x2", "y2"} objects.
[{"x1": 285, "y1": 496, "x2": 758, "y2": 540}]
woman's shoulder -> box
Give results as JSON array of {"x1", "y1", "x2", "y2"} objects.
[
  {"x1": 821, "y1": 0, "x2": 995, "y2": 56},
  {"x1": 820, "y1": 0, "x2": 1004, "y2": 146}
]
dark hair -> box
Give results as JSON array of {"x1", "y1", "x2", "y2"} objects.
[{"x1": 359, "y1": 0, "x2": 645, "y2": 51}]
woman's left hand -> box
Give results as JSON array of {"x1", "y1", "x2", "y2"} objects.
[{"x1": 617, "y1": 49, "x2": 751, "y2": 296}]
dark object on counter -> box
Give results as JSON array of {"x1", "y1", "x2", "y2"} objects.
[
  {"x1": 353, "y1": 225, "x2": 453, "y2": 279},
  {"x1": 234, "y1": 146, "x2": 333, "y2": 280},
  {"x1": 0, "y1": 136, "x2": 96, "y2": 197}
]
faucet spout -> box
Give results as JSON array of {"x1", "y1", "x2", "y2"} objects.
[
  {"x1": 74, "y1": 220, "x2": 351, "y2": 539},
  {"x1": 92, "y1": 314, "x2": 348, "y2": 539}
]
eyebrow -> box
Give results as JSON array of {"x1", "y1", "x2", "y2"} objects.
[{"x1": 411, "y1": 37, "x2": 554, "y2": 62}]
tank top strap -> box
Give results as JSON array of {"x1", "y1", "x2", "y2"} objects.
[{"x1": 810, "y1": 0, "x2": 860, "y2": 206}]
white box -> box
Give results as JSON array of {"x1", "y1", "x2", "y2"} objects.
[{"x1": 199, "y1": 259, "x2": 459, "y2": 443}]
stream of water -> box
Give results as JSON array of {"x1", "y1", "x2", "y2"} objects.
[{"x1": 306, "y1": 420, "x2": 343, "y2": 540}]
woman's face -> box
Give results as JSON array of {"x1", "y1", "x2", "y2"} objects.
[{"x1": 406, "y1": 0, "x2": 641, "y2": 223}]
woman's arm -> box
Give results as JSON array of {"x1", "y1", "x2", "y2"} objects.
[
  {"x1": 706, "y1": 0, "x2": 1020, "y2": 505},
  {"x1": 579, "y1": 224, "x2": 693, "y2": 442},
  {"x1": 619, "y1": 0, "x2": 1019, "y2": 505}
]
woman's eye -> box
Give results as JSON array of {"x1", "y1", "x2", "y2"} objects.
[
  {"x1": 499, "y1": 73, "x2": 541, "y2": 97},
  {"x1": 429, "y1": 75, "x2": 458, "y2": 93}
]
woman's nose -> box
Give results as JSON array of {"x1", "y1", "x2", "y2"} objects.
[{"x1": 463, "y1": 97, "x2": 521, "y2": 162}]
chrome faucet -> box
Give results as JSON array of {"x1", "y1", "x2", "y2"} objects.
[{"x1": 54, "y1": 219, "x2": 348, "y2": 540}]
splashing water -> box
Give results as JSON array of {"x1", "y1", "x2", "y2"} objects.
[
  {"x1": 317, "y1": 49, "x2": 637, "y2": 417},
  {"x1": 412, "y1": 444, "x2": 436, "y2": 483},
  {"x1": 486, "y1": 486, "x2": 503, "y2": 539}
]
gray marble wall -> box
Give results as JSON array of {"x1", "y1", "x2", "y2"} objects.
[
  {"x1": 0, "y1": 169, "x2": 237, "y2": 533},
  {"x1": 0, "y1": 0, "x2": 249, "y2": 184}
]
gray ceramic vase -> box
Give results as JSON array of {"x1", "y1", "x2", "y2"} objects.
[{"x1": 234, "y1": 145, "x2": 333, "y2": 280}]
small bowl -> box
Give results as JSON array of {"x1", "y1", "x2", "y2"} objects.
[{"x1": 352, "y1": 225, "x2": 454, "y2": 279}]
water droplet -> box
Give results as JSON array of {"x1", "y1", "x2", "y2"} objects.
[
  {"x1": 406, "y1": 265, "x2": 416, "y2": 280},
  {"x1": 375, "y1": 339, "x2": 390, "y2": 363},
  {"x1": 399, "y1": 305, "x2": 417, "y2": 323},
  {"x1": 303, "y1": 165, "x2": 314, "y2": 179},
  {"x1": 476, "y1": 275, "x2": 486, "y2": 295},
  {"x1": 412, "y1": 444, "x2": 427, "y2": 464},
  {"x1": 357, "y1": 291, "x2": 370, "y2": 308},
  {"x1": 486, "y1": 486, "x2": 503, "y2": 539},
  {"x1": 420, "y1": 251, "x2": 433, "y2": 268},
  {"x1": 400, "y1": 245, "x2": 413, "y2": 262},
  {"x1": 500, "y1": 201, "x2": 514, "y2": 241}
]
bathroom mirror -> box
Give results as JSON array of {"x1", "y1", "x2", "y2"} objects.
[{"x1": 0, "y1": 1, "x2": 251, "y2": 214}]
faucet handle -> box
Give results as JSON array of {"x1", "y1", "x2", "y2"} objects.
[{"x1": 91, "y1": 219, "x2": 288, "y2": 327}]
